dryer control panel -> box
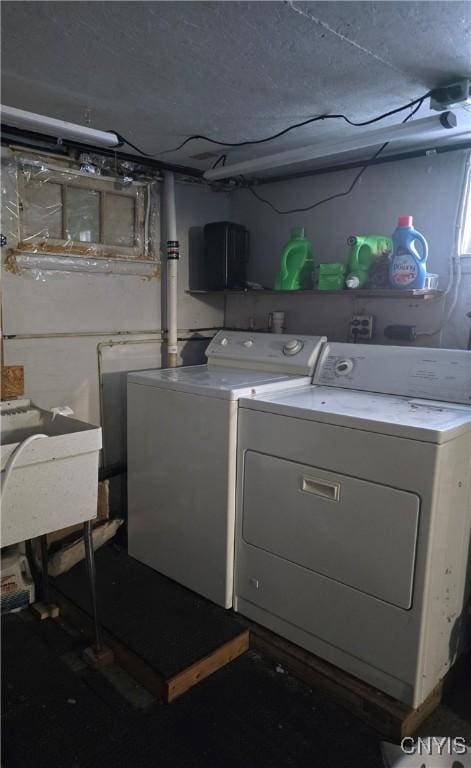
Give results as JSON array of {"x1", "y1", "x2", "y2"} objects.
[
  {"x1": 314, "y1": 342, "x2": 471, "y2": 405},
  {"x1": 206, "y1": 331, "x2": 327, "y2": 375}
]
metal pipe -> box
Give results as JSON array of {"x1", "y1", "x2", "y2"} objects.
[
  {"x1": 163, "y1": 171, "x2": 179, "y2": 368},
  {"x1": 25, "y1": 539, "x2": 41, "y2": 596},
  {"x1": 252, "y1": 141, "x2": 471, "y2": 187},
  {"x1": 40, "y1": 534, "x2": 50, "y2": 604},
  {"x1": 144, "y1": 182, "x2": 155, "y2": 259},
  {"x1": 83, "y1": 520, "x2": 103, "y2": 652},
  {"x1": 4, "y1": 329, "x2": 217, "y2": 340},
  {"x1": 2, "y1": 125, "x2": 205, "y2": 178}
]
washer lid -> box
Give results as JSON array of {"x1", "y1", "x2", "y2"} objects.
[
  {"x1": 128, "y1": 365, "x2": 312, "y2": 400},
  {"x1": 239, "y1": 386, "x2": 471, "y2": 443}
]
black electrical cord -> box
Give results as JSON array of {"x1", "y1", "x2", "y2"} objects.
[
  {"x1": 211, "y1": 154, "x2": 227, "y2": 169},
  {"x1": 114, "y1": 134, "x2": 155, "y2": 157},
  {"x1": 244, "y1": 142, "x2": 388, "y2": 214},
  {"x1": 115, "y1": 92, "x2": 431, "y2": 158},
  {"x1": 242, "y1": 98, "x2": 425, "y2": 215}
]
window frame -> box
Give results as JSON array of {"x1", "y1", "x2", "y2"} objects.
[{"x1": 17, "y1": 162, "x2": 149, "y2": 260}]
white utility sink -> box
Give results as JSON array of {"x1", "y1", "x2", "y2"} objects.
[{"x1": 1, "y1": 399, "x2": 102, "y2": 547}]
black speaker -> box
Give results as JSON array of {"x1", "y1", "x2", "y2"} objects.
[{"x1": 201, "y1": 222, "x2": 249, "y2": 290}]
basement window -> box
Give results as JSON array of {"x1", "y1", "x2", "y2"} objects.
[{"x1": 17, "y1": 163, "x2": 150, "y2": 259}]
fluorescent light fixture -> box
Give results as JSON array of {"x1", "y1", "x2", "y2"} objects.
[
  {"x1": 204, "y1": 111, "x2": 467, "y2": 181},
  {"x1": 1, "y1": 105, "x2": 121, "y2": 149}
]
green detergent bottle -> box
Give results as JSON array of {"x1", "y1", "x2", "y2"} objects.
[
  {"x1": 275, "y1": 227, "x2": 314, "y2": 290},
  {"x1": 345, "y1": 235, "x2": 393, "y2": 289}
]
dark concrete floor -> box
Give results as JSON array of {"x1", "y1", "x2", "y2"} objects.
[{"x1": 2, "y1": 608, "x2": 470, "y2": 768}]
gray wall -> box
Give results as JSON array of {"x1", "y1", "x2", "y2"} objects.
[{"x1": 227, "y1": 150, "x2": 470, "y2": 348}]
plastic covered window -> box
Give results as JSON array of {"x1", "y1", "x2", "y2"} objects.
[
  {"x1": 21, "y1": 179, "x2": 63, "y2": 240},
  {"x1": 16, "y1": 162, "x2": 150, "y2": 259},
  {"x1": 102, "y1": 193, "x2": 136, "y2": 247},
  {"x1": 65, "y1": 187, "x2": 101, "y2": 243}
]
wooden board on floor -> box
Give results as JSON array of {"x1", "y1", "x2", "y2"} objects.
[
  {"x1": 50, "y1": 547, "x2": 250, "y2": 703},
  {"x1": 248, "y1": 621, "x2": 442, "y2": 741},
  {"x1": 166, "y1": 631, "x2": 250, "y2": 702},
  {"x1": 52, "y1": 585, "x2": 249, "y2": 703}
]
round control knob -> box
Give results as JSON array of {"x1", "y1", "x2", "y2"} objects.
[
  {"x1": 335, "y1": 358, "x2": 354, "y2": 376},
  {"x1": 220, "y1": 337, "x2": 229, "y2": 346},
  {"x1": 283, "y1": 339, "x2": 304, "y2": 356},
  {"x1": 243, "y1": 340, "x2": 253, "y2": 348}
]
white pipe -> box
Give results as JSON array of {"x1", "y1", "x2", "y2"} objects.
[
  {"x1": 1, "y1": 434, "x2": 48, "y2": 499},
  {"x1": 144, "y1": 182, "x2": 153, "y2": 258},
  {"x1": 1, "y1": 105, "x2": 121, "y2": 148},
  {"x1": 163, "y1": 172, "x2": 179, "y2": 368},
  {"x1": 204, "y1": 111, "x2": 466, "y2": 181}
]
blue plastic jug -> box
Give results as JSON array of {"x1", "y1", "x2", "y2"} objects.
[{"x1": 389, "y1": 216, "x2": 428, "y2": 289}]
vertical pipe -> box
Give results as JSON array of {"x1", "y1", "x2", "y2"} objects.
[
  {"x1": 83, "y1": 520, "x2": 103, "y2": 652},
  {"x1": 163, "y1": 171, "x2": 179, "y2": 368},
  {"x1": 25, "y1": 539, "x2": 40, "y2": 596},
  {"x1": 40, "y1": 534, "x2": 50, "y2": 604}
]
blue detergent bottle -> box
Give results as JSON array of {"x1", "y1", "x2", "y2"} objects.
[{"x1": 389, "y1": 216, "x2": 428, "y2": 289}]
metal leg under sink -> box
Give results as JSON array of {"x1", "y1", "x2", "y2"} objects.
[
  {"x1": 81, "y1": 521, "x2": 114, "y2": 666},
  {"x1": 29, "y1": 534, "x2": 59, "y2": 620},
  {"x1": 83, "y1": 520, "x2": 103, "y2": 653}
]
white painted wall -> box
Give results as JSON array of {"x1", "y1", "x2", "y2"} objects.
[{"x1": 227, "y1": 150, "x2": 470, "y2": 348}]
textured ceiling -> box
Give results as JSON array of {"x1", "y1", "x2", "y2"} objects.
[{"x1": 1, "y1": 1, "x2": 471, "y2": 170}]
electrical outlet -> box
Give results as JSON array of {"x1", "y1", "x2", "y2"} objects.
[{"x1": 349, "y1": 314, "x2": 374, "y2": 342}]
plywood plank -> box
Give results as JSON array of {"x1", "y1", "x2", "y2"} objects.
[{"x1": 1, "y1": 364, "x2": 25, "y2": 399}]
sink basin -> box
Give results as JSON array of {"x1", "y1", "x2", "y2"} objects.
[{"x1": 1, "y1": 399, "x2": 102, "y2": 547}]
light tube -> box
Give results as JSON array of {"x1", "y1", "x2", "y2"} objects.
[
  {"x1": 204, "y1": 111, "x2": 466, "y2": 181},
  {"x1": 1, "y1": 105, "x2": 121, "y2": 148}
]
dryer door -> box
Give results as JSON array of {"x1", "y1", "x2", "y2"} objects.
[{"x1": 242, "y1": 451, "x2": 419, "y2": 609}]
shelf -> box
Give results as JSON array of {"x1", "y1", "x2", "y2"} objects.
[{"x1": 186, "y1": 288, "x2": 443, "y2": 300}]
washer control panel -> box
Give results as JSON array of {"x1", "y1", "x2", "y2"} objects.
[
  {"x1": 206, "y1": 331, "x2": 326, "y2": 375},
  {"x1": 314, "y1": 342, "x2": 471, "y2": 404}
]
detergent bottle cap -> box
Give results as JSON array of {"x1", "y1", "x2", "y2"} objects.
[
  {"x1": 291, "y1": 227, "x2": 305, "y2": 239},
  {"x1": 398, "y1": 216, "x2": 413, "y2": 228},
  {"x1": 346, "y1": 275, "x2": 361, "y2": 289}
]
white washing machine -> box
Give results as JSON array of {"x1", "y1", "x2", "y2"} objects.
[
  {"x1": 235, "y1": 342, "x2": 471, "y2": 706},
  {"x1": 127, "y1": 330, "x2": 326, "y2": 608}
]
